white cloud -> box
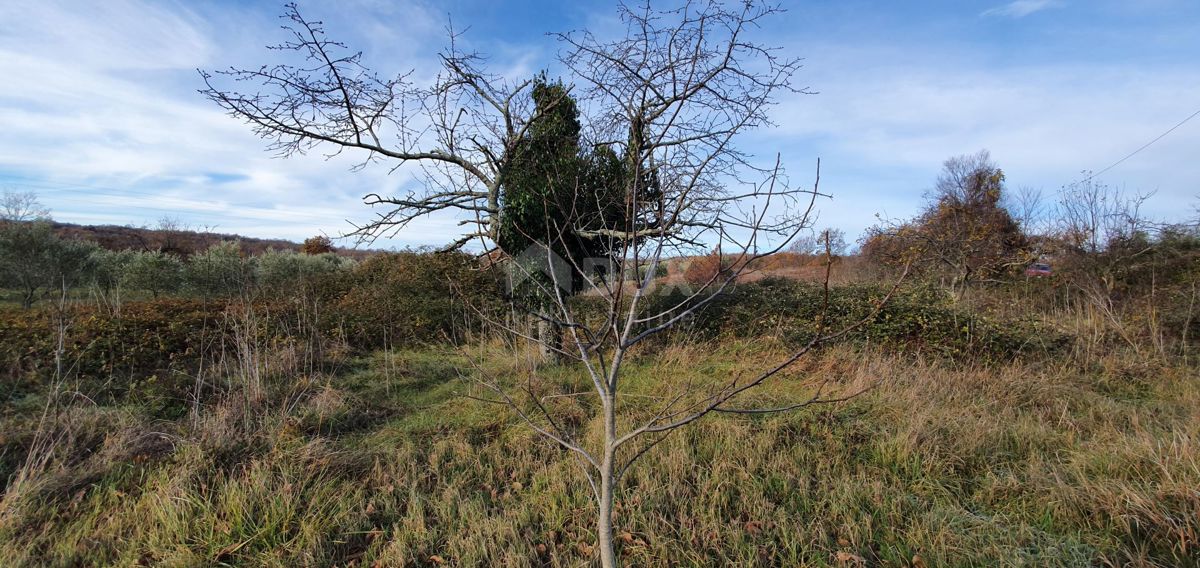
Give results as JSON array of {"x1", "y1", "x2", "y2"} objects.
[
  {"x1": 982, "y1": 0, "x2": 1063, "y2": 18},
  {"x1": 0, "y1": 0, "x2": 491, "y2": 248},
  {"x1": 757, "y1": 43, "x2": 1200, "y2": 238},
  {"x1": 0, "y1": 0, "x2": 213, "y2": 70},
  {"x1": 3, "y1": 0, "x2": 1196, "y2": 249}
]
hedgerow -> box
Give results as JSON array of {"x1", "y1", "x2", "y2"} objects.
[{"x1": 652, "y1": 278, "x2": 1069, "y2": 361}]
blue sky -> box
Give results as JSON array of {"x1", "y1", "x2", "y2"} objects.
[{"x1": 1, "y1": 0, "x2": 1197, "y2": 249}]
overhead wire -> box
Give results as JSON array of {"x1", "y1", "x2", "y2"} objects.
[{"x1": 1072, "y1": 106, "x2": 1200, "y2": 186}]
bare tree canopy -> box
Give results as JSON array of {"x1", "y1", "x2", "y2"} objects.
[
  {"x1": 199, "y1": 1, "x2": 809, "y2": 254},
  {"x1": 1, "y1": 189, "x2": 51, "y2": 223},
  {"x1": 202, "y1": 3, "x2": 867, "y2": 566}
]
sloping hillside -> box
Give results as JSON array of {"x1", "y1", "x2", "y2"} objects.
[{"x1": 49, "y1": 222, "x2": 369, "y2": 258}]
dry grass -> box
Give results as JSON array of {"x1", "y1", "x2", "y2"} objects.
[{"x1": 0, "y1": 333, "x2": 1196, "y2": 566}]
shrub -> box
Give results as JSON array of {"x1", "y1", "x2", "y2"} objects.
[
  {"x1": 0, "y1": 297, "x2": 348, "y2": 408},
  {"x1": 257, "y1": 250, "x2": 352, "y2": 295},
  {"x1": 184, "y1": 242, "x2": 256, "y2": 298},
  {"x1": 0, "y1": 300, "x2": 222, "y2": 391},
  {"x1": 623, "y1": 262, "x2": 669, "y2": 281},
  {"x1": 683, "y1": 251, "x2": 750, "y2": 287},
  {"x1": 335, "y1": 251, "x2": 501, "y2": 347},
  {"x1": 300, "y1": 235, "x2": 335, "y2": 255},
  {"x1": 121, "y1": 250, "x2": 184, "y2": 298},
  {"x1": 669, "y1": 278, "x2": 1068, "y2": 361}
]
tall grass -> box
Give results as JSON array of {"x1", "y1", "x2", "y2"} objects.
[{"x1": 0, "y1": 332, "x2": 1195, "y2": 566}]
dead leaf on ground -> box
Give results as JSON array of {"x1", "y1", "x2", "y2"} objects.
[{"x1": 835, "y1": 550, "x2": 866, "y2": 565}]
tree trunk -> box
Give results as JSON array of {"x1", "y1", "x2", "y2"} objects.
[
  {"x1": 536, "y1": 310, "x2": 562, "y2": 364},
  {"x1": 598, "y1": 470, "x2": 616, "y2": 567},
  {"x1": 597, "y1": 394, "x2": 618, "y2": 567}
]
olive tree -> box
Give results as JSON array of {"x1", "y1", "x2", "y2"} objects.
[
  {"x1": 122, "y1": 250, "x2": 185, "y2": 298},
  {"x1": 89, "y1": 248, "x2": 135, "y2": 311},
  {"x1": 0, "y1": 221, "x2": 98, "y2": 308},
  {"x1": 257, "y1": 249, "x2": 351, "y2": 294},
  {"x1": 184, "y1": 242, "x2": 256, "y2": 298}
]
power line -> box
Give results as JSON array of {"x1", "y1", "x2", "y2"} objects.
[{"x1": 1074, "y1": 106, "x2": 1200, "y2": 186}]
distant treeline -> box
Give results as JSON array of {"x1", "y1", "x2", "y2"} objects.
[{"x1": 46, "y1": 221, "x2": 373, "y2": 259}]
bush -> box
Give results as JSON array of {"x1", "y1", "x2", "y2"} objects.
[
  {"x1": 121, "y1": 250, "x2": 184, "y2": 298},
  {"x1": 184, "y1": 242, "x2": 256, "y2": 298},
  {"x1": 666, "y1": 278, "x2": 1069, "y2": 361},
  {"x1": 257, "y1": 250, "x2": 352, "y2": 295},
  {"x1": 300, "y1": 235, "x2": 335, "y2": 255},
  {"x1": 623, "y1": 262, "x2": 669, "y2": 282},
  {"x1": 683, "y1": 251, "x2": 751, "y2": 287},
  {"x1": 335, "y1": 251, "x2": 501, "y2": 347},
  {"x1": 0, "y1": 296, "x2": 351, "y2": 409},
  {"x1": 0, "y1": 300, "x2": 224, "y2": 393}
]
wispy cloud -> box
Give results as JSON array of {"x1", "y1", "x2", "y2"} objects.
[
  {"x1": 762, "y1": 39, "x2": 1200, "y2": 237},
  {"x1": 982, "y1": 0, "x2": 1063, "y2": 18},
  {"x1": 1, "y1": 0, "x2": 1197, "y2": 246},
  {"x1": 0, "y1": 0, "x2": 477, "y2": 248}
]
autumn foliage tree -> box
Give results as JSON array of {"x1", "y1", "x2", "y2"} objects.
[
  {"x1": 863, "y1": 150, "x2": 1027, "y2": 296},
  {"x1": 300, "y1": 235, "x2": 335, "y2": 255}
]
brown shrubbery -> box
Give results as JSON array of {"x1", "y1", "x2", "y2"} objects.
[
  {"x1": 300, "y1": 235, "x2": 335, "y2": 255},
  {"x1": 683, "y1": 251, "x2": 752, "y2": 287},
  {"x1": 861, "y1": 151, "x2": 1028, "y2": 295},
  {"x1": 0, "y1": 299, "x2": 222, "y2": 386},
  {"x1": 0, "y1": 251, "x2": 505, "y2": 400},
  {"x1": 335, "y1": 251, "x2": 502, "y2": 348}
]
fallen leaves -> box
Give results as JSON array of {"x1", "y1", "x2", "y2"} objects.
[{"x1": 835, "y1": 550, "x2": 866, "y2": 565}]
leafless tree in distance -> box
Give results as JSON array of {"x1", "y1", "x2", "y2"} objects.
[
  {"x1": 0, "y1": 189, "x2": 51, "y2": 223},
  {"x1": 1053, "y1": 174, "x2": 1156, "y2": 349}
]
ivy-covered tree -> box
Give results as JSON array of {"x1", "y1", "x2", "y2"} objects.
[
  {"x1": 496, "y1": 78, "x2": 651, "y2": 289},
  {"x1": 496, "y1": 78, "x2": 657, "y2": 359},
  {"x1": 864, "y1": 150, "x2": 1027, "y2": 296}
]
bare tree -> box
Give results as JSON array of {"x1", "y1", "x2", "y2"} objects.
[
  {"x1": 1005, "y1": 184, "x2": 1047, "y2": 236},
  {"x1": 474, "y1": 3, "x2": 898, "y2": 564},
  {"x1": 199, "y1": 3, "x2": 555, "y2": 250},
  {"x1": 1, "y1": 189, "x2": 51, "y2": 223},
  {"x1": 1055, "y1": 174, "x2": 1150, "y2": 256},
  {"x1": 201, "y1": 2, "x2": 902, "y2": 565},
  {"x1": 1053, "y1": 175, "x2": 1155, "y2": 349},
  {"x1": 473, "y1": 157, "x2": 906, "y2": 565},
  {"x1": 930, "y1": 150, "x2": 996, "y2": 205}
]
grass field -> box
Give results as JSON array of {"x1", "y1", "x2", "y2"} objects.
[{"x1": 1, "y1": 334, "x2": 1195, "y2": 566}]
